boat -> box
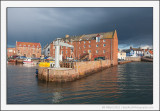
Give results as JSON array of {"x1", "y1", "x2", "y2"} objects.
[{"x1": 23, "y1": 58, "x2": 33, "y2": 64}]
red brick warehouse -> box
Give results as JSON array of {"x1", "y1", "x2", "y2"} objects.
[
  {"x1": 7, "y1": 48, "x2": 16, "y2": 58},
  {"x1": 16, "y1": 41, "x2": 42, "y2": 58},
  {"x1": 50, "y1": 30, "x2": 118, "y2": 65}
]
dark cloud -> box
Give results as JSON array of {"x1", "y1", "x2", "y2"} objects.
[{"x1": 7, "y1": 7, "x2": 153, "y2": 49}]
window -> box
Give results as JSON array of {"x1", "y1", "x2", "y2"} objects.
[
  {"x1": 61, "y1": 46, "x2": 63, "y2": 49},
  {"x1": 9, "y1": 50, "x2": 13, "y2": 52},
  {"x1": 83, "y1": 51, "x2": 86, "y2": 53},
  {"x1": 96, "y1": 44, "x2": 98, "y2": 47},
  {"x1": 28, "y1": 45, "x2": 30, "y2": 47},
  {"x1": 71, "y1": 50, "x2": 73, "y2": 53},
  {"x1": 19, "y1": 44, "x2": 21, "y2": 46},
  {"x1": 66, "y1": 51, "x2": 67, "y2": 54},
  {"x1": 84, "y1": 45, "x2": 86, "y2": 48},
  {"x1": 96, "y1": 50, "x2": 98, "y2": 53},
  {"x1": 53, "y1": 46, "x2": 55, "y2": 49},
  {"x1": 84, "y1": 41, "x2": 86, "y2": 44},
  {"x1": 88, "y1": 50, "x2": 91, "y2": 53},
  {"x1": 103, "y1": 44, "x2": 106, "y2": 47},
  {"x1": 79, "y1": 47, "x2": 81, "y2": 49},
  {"x1": 24, "y1": 45, "x2": 26, "y2": 46},
  {"x1": 48, "y1": 48, "x2": 50, "y2": 51},
  {"x1": 103, "y1": 40, "x2": 106, "y2": 42},
  {"x1": 89, "y1": 45, "x2": 91, "y2": 47},
  {"x1": 96, "y1": 37, "x2": 100, "y2": 42},
  {"x1": 89, "y1": 41, "x2": 91, "y2": 43},
  {"x1": 103, "y1": 50, "x2": 105, "y2": 53},
  {"x1": 61, "y1": 51, "x2": 63, "y2": 55},
  {"x1": 66, "y1": 47, "x2": 68, "y2": 49}
]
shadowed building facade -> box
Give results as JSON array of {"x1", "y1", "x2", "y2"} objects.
[
  {"x1": 16, "y1": 41, "x2": 41, "y2": 58},
  {"x1": 50, "y1": 30, "x2": 118, "y2": 65}
]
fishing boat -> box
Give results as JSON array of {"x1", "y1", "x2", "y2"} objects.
[{"x1": 23, "y1": 58, "x2": 33, "y2": 64}]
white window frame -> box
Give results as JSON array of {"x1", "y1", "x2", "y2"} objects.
[
  {"x1": 103, "y1": 44, "x2": 106, "y2": 47},
  {"x1": 96, "y1": 50, "x2": 98, "y2": 53},
  {"x1": 103, "y1": 40, "x2": 106, "y2": 42},
  {"x1": 89, "y1": 41, "x2": 91, "y2": 43},
  {"x1": 83, "y1": 51, "x2": 86, "y2": 53},
  {"x1": 89, "y1": 45, "x2": 91, "y2": 47},
  {"x1": 96, "y1": 44, "x2": 98, "y2": 47},
  {"x1": 84, "y1": 41, "x2": 86, "y2": 44},
  {"x1": 103, "y1": 50, "x2": 105, "y2": 53}
]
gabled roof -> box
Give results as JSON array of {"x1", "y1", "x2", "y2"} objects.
[
  {"x1": 62, "y1": 31, "x2": 115, "y2": 42},
  {"x1": 149, "y1": 50, "x2": 153, "y2": 54},
  {"x1": 16, "y1": 42, "x2": 41, "y2": 48}
]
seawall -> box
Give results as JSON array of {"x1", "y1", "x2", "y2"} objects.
[
  {"x1": 125, "y1": 57, "x2": 141, "y2": 61},
  {"x1": 38, "y1": 59, "x2": 112, "y2": 82}
]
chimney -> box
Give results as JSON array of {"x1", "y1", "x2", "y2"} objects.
[{"x1": 65, "y1": 35, "x2": 69, "y2": 38}]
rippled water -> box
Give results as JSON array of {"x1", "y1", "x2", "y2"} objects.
[{"x1": 7, "y1": 62, "x2": 153, "y2": 104}]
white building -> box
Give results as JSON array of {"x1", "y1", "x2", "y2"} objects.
[
  {"x1": 42, "y1": 44, "x2": 50, "y2": 57},
  {"x1": 118, "y1": 51, "x2": 126, "y2": 60},
  {"x1": 144, "y1": 49, "x2": 153, "y2": 58}
]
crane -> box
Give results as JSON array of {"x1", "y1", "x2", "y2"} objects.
[{"x1": 53, "y1": 38, "x2": 74, "y2": 68}]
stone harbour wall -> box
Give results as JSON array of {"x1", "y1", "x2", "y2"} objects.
[{"x1": 38, "y1": 59, "x2": 112, "y2": 82}]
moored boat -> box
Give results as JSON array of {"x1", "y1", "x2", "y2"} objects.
[{"x1": 23, "y1": 58, "x2": 33, "y2": 64}]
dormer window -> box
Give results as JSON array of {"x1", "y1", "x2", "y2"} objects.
[{"x1": 96, "y1": 34, "x2": 100, "y2": 42}]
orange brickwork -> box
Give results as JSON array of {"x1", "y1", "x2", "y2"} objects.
[
  {"x1": 50, "y1": 30, "x2": 118, "y2": 65},
  {"x1": 16, "y1": 41, "x2": 41, "y2": 58},
  {"x1": 7, "y1": 48, "x2": 16, "y2": 57}
]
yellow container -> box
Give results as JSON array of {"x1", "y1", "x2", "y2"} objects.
[{"x1": 39, "y1": 62, "x2": 50, "y2": 67}]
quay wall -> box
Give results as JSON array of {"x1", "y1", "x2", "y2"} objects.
[
  {"x1": 125, "y1": 57, "x2": 141, "y2": 61},
  {"x1": 38, "y1": 59, "x2": 112, "y2": 82},
  {"x1": 118, "y1": 61, "x2": 132, "y2": 64}
]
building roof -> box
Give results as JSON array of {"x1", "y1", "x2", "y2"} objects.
[
  {"x1": 16, "y1": 42, "x2": 41, "y2": 48},
  {"x1": 62, "y1": 30, "x2": 116, "y2": 42},
  {"x1": 149, "y1": 50, "x2": 153, "y2": 54},
  {"x1": 145, "y1": 49, "x2": 153, "y2": 55}
]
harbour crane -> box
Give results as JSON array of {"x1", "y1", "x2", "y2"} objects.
[{"x1": 53, "y1": 38, "x2": 74, "y2": 68}]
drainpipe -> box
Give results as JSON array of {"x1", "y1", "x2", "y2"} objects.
[{"x1": 111, "y1": 39, "x2": 113, "y2": 65}]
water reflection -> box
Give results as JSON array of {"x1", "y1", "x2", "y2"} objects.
[{"x1": 7, "y1": 62, "x2": 153, "y2": 104}]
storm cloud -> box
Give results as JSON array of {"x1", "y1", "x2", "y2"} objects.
[{"x1": 7, "y1": 8, "x2": 153, "y2": 49}]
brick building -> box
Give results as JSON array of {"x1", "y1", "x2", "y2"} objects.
[
  {"x1": 16, "y1": 41, "x2": 41, "y2": 58},
  {"x1": 50, "y1": 30, "x2": 118, "y2": 65},
  {"x1": 7, "y1": 48, "x2": 16, "y2": 58}
]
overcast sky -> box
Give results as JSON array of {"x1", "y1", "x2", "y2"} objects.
[{"x1": 7, "y1": 8, "x2": 153, "y2": 49}]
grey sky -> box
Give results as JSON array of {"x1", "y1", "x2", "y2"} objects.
[{"x1": 7, "y1": 8, "x2": 153, "y2": 49}]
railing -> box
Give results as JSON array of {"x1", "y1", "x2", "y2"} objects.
[
  {"x1": 60, "y1": 62, "x2": 74, "y2": 68},
  {"x1": 80, "y1": 53, "x2": 89, "y2": 60}
]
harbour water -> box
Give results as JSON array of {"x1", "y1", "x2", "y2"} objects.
[{"x1": 7, "y1": 62, "x2": 153, "y2": 104}]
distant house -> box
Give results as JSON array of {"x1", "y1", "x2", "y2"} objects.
[
  {"x1": 123, "y1": 47, "x2": 143, "y2": 57},
  {"x1": 42, "y1": 44, "x2": 50, "y2": 57},
  {"x1": 118, "y1": 51, "x2": 126, "y2": 60},
  {"x1": 144, "y1": 49, "x2": 153, "y2": 58},
  {"x1": 16, "y1": 41, "x2": 41, "y2": 58},
  {"x1": 7, "y1": 48, "x2": 16, "y2": 58}
]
